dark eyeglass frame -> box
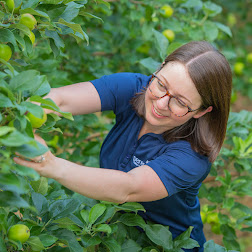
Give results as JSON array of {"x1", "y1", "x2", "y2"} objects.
[{"x1": 148, "y1": 74, "x2": 201, "y2": 117}]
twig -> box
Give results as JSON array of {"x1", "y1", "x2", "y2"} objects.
[
  {"x1": 92, "y1": 51, "x2": 114, "y2": 57},
  {"x1": 63, "y1": 131, "x2": 108, "y2": 141},
  {"x1": 129, "y1": 0, "x2": 146, "y2": 4}
]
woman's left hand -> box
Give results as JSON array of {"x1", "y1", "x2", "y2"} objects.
[{"x1": 13, "y1": 134, "x2": 58, "y2": 178}]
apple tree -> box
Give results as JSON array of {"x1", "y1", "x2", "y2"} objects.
[{"x1": 0, "y1": 0, "x2": 251, "y2": 251}]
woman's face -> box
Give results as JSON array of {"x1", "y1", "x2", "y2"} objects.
[{"x1": 144, "y1": 62, "x2": 210, "y2": 134}]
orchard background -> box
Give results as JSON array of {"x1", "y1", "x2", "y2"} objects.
[{"x1": 0, "y1": 0, "x2": 252, "y2": 251}]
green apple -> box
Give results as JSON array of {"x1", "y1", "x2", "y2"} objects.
[
  {"x1": 0, "y1": 44, "x2": 12, "y2": 62},
  {"x1": 5, "y1": 0, "x2": 14, "y2": 11},
  {"x1": 246, "y1": 53, "x2": 252, "y2": 64},
  {"x1": 162, "y1": 29, "x2": 175, "y2": 43},
  {"x1": 160, "y1": 5, "x2": 174, "y2": 18},
  {"x1": 234, "y1": 62, "x2": 245, "y2": 75},
  {"x1": 206, "y1": 212, "x2": 219, "y2": 224},
  {"x1": 26, "y1": 111, "x2": 47, "y2": 128},
  {"x1": 8, "y1": 224, "x2": 30, "y2": 243},
  {"x1": 227, "y1": 13, "x2": 237, "y2": 27},
  {"x1": 19, "y1": 13, "x2": 37, "y2": 30}
]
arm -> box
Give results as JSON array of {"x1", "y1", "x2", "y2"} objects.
[
  {"x1": 44, "y1": 82, "x2": 101, "y2": 115},
  {"x1": 13, "y1": 136, "x2": 168, "y2": 203}
]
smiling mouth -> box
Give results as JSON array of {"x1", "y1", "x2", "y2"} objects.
[{"x1": 152, "y1": 105, "x2": 167, "y2": 118}]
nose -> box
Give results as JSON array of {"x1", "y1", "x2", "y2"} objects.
[{"x1": 156, "y1": 94, "x2": 170, "y2": 110}]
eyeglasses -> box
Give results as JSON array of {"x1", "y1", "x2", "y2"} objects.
[{"x1": 148, "y1": 74, "x2": 201, "y2": 117}]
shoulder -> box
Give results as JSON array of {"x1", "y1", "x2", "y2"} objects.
[
  {"x1": 90, "y1": 72, "x2": 151, "y2": 113},
  {"x1": 91, "y1": 72, "x2": 150, "y2": 87}
]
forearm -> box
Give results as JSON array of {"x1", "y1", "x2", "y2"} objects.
[{"x1": 53, "y1": 157, "x2": 134, "y2": 203}]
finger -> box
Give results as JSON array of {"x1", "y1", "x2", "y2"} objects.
[
  {"x1": 13, "y1": 156, "x2": 42, "y2": 171},
  {"x1": 14, "y1": 152, "x2": 44, "y2": 163}
]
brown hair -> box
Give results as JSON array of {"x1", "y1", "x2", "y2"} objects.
[{"x1": 131, "y1": 41, "x2": 232, "y2": 162}]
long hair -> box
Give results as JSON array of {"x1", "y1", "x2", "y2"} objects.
[{"x1": 131, "y1": 41, "x2": 232, "y2": 162}]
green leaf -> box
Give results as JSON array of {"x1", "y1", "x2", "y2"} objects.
[
  {"x1": 95, "y1": 205, "x2": 116, "y2": 224},
  {"x1": 81, "y1": 234, "x2": 101, "y2": 247},
  {"x1": 145, "y1": 224, "x2": 173, "y2": 249},
  {"x1": 223, "y1": 237, "x2": 240, "y2": 251},
  {"x1": 29, "y1": 96, "x2": 74, "y2": 120},
  {"x1": 116, "y1": 202, "x2": 146, "y2": 213},
  {"x1": 20, "y1": 8, "x2": 50, "y2": 19},
  {"x1": 119, "y1": 213, "x2": 146, "y2": 229},
  {"x1": 0, "y1": 126, "x2": 15, "y2": 137},
  {"x1": 58, "y1": 18, "x2": 89, "y2": 44},
  {"x1": 30, "y1": 177, "x2": 48, "y2": 195},
  {"x1": 139, "y1": 57, "x2": 161, "y2": 74},
  {"x1": 93, "y1": 223, "x2": 111, "y2": 234},
  {"x1": 0, "y1": 131, "x2": 34, "y2": 147},
  {"x1": 49, "y1": 198, "x2": 81, "y2": 219},
  {"x1": 21, "y1": 0, "x2": 40, "y2": 9},
  {"x1": 152, "y1": 29, "x2": 168, "y2": 60},
  {"x1": 80, "y1": 209, "x2": 89, "y2": 224},
  {"x1": 174, "y1": 226, "x2": 193, "y2": 242},
  {"x1": 0, "y1": 82, "x2": 16, "y2": 101},
  {"x1": 215, "y1": 22, "x2": 232, "y2": 37},
  {"x1": 220, "y1": 224, "x2": 237, "y2": 240},
  {"x1": 60, "y1": 2, "x2": 82, "y2": 22},
  {"x1": 45, "y1": 30, "x2": 65, "y2": 49},
  {"x1": 49, "y1": 38, "x2": 60, "y2": 58},
  {"x1": 52, "y1": 217, "x2": 80, "y2": 229},
  {"x1": 188, "y1": 27, "x2": 204, "y2": 40},
  {"x1": 89, "y1": 203, "x2": 106, "y2": 224},
  {"x1": 203, "y1": 1, "x2": 222, "y2": 17},
  {"x1": 10, "y1": 23, "x2": 31, "y2": 36},
  {"x1": 122, "y1": 239, "x2": 142, "y2": 252},
  {"x1": 102, "y1": 237, "x2": 121, "y2": 252},
  {"x1": 9, "y1": 70, "x2": 50, "y2": 96},
  {"x1": 0, "y1": 236, "x2": 7, "y2": 252},
  {"x1": 174, "y1": 227, "x2": 200, "y2": 250},
  {"x1": 0, "y1": 191, "x2": 29, "y2": 208},
  {"x1": 95, "y1": 0, "x2": 110, "y2": 8},
  {"x1": 31, "y1": 192, "x2": 49, "y2": 215},
  {"x1": 14, "y1": 141, "x2": 49, "y2": 158},
  {"x1": 38, "y1": 234, "x2": 58, "y2": 247},
  {"x1": 204, "y1": 240, "x2": 227, "y2": 252},
  {"x1": 0, "y1": 58, "x2": 14, "y2": 74},
  {"x1": 203, "y1": 21, "x2": 218, "y2": 41},
  {"x1": 0, "y1": 29, "x2": 17, "y2": 46},
  {"x1": 53, "y1": 229, "x2": 83, "y2": 252},
  {"x1": 79, "y1": 11, "x2": 103, "y2": 22},
  {"x1": 181, "y1": 0, "x2": 203, "y2": 9},
  {"x1": 20, "y1": 101, "x2": 44, "y2": 119},
  {"x1": 0, "y1": 173, "x2": 29, "y2": 194},
  {"x1": 0, "y1": 93, "x2": 14, "y2": 107},
  {"x1": 27, "y1": 236, "x2": 45, "y2": 251},
  {"x1": 40, "y1": 0, "x2": 63, "y2": 4}
]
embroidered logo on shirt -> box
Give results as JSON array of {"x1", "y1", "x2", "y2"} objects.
[{"x1": 133, "y1": 155, "x2": 149, "y2": 167}]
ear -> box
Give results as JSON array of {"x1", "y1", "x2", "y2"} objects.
[{"x1": 193, "y1": 106, "x2": 213, "y2": 119}]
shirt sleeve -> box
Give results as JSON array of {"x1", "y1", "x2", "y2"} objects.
[
  {"x1": 146, "y1": 141, "x2": 211, "y2": 197},
  {"x1": 90, "y1": 72, "x2": 150, "y2": 115}
]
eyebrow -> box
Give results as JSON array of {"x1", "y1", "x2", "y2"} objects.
[{"x1": 159, "y1": 73, "x2": 192, "y2": 105}]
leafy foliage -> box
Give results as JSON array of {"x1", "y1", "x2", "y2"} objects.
[{"x1": 0, "y1": 0, "x2": 251, "y2": 251}]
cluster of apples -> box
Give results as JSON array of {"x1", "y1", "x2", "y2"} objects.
[
  {"x1": 160, "y1": 5, "x2": 175, "y2": 43},
  {"x1": 0, "y1": 1, "x2": 37, "y2": 62}
]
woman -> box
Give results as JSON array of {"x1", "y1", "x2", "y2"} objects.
[{"x1": 14, "y1": 41, "x2": 232, "y2": 251}]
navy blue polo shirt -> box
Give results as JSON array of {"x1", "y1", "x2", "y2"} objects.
[{"x1": 91, "y1": 73, "x2": 211, "y2": 251}]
